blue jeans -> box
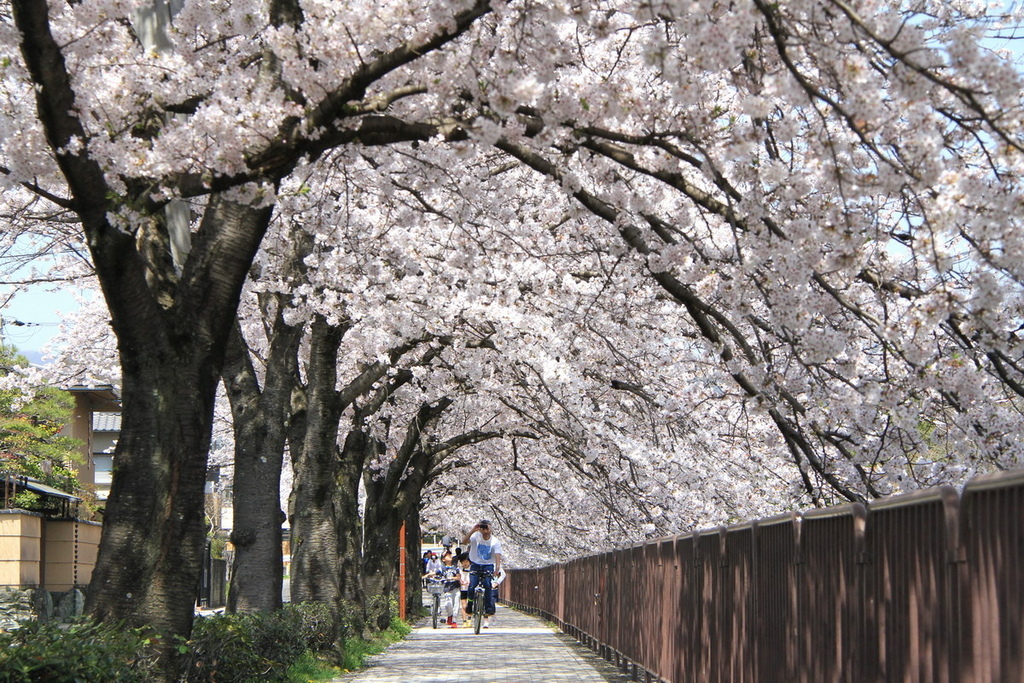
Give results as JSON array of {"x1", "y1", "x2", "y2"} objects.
[{"x1": 468, "y1": 562, "x2": 496, "y2": 616}]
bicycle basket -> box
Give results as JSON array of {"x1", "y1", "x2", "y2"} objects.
[{"x1": 427, "y1": 581, "x2": 445, "y2": 595}]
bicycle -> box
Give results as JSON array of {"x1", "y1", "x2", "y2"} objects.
[
  {"x1": 426, "y1": 578, "x2": 445, "y2": 629},
  {"x1": 469, "y1": 569, "x2": 494, "y2": 634}
]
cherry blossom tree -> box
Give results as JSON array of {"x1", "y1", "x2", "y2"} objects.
[
  {"x1": 207, "y1": 142, "x2": 791, "y2": 627},
  {"x1": 4, "y1": 2, "x2": 1024, "y2": 675},
  {"x1": 3, "y1": 0, "x2": 491, "y2": 673},
  {"x1": 281, "y1": 143, "x2": 806, "y2": 571},
  {"x1": 400, "y1": 0, "x2": 1024, "y2": 504}
]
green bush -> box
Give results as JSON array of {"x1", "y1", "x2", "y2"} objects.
[
  {"x1": 0, "y1": 604, "x2": 346, "y2": 683},
  {"x1": 290, "y1": 601, "x2": 337, "y2": 652},
  {"x1": 0, "y1": 619, "x2": 159, "y2": 683},
  {"x1": 183, "y1": 603, "x2": 338, "y2": 682},
  {"x1": 184, "y1": 612, "x2": 265, "y2": 682}
]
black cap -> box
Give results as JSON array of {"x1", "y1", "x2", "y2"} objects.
[{"x1": 479, "y1": 519, "x2": 492, "y2": 526}]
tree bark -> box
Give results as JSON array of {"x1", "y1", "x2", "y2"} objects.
[
  {"x1": 361, "y1": 484, "x2": 415, "y2": 630},
  {"x1": 288, "y1": 315, "x2": 372, "y2": 643},
  {"x1": 85, "y1": 199, "x2": 273, "y2": 683},
  {"x1": 334, "y1": 425, "x2": 375, "y2": 633},
  {"x1": 360, "y1": 497, "x2": 407, "y2": 630},
  {"x1": 361, "y1": 400, "x2": 451, "y2": 627},
  {"x1": 290, "y1": 406, "x2": 374, "y2": 638},
  {"x1": 223, "y1": 311, "x2": 303, "y2": 613},
  {"x1": 87, "y1": 359, "x2": 212, "y2": 630},
  {"x1": 403, "y1": 506, "x2": 425, "y2": 620},
  {"x1": 289, "y1": 329, "x2": 433, "y2": 632},
  {"x1": 223, "y1": 225, "x2": 312, "y2": 613},
  {"x1": 289, "y1": 317, "x2": 345, "y2": 603}
]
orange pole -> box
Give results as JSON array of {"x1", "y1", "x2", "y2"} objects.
[{"x1": 398, "y1": 520, "x2": 407, "y2": 621}]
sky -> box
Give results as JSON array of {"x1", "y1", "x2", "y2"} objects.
[{"x1": 0, "y1": 286, "x2": 81, "y2": 365}]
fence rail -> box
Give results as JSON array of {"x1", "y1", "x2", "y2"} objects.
[{"x1": 503, "y1": 469, "x2": 1024, "y2": 682}]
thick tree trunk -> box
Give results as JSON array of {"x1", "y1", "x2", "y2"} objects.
[
  {"x1": 360, "y1": 400, "x2": 450, "y2": 627},
  {"x1": 288, "y1": 316, "x2": 377, "y2": 642},
  {"x1": 225, "y1": 425, "x2": 287, "y2": 613},
  {"x1": 87, "y1": 361, "x2": 214, "y2": 638},
  {"x1": 362, "y1": 462, "x2": 434, "y2": 627},
  {"x1": 289, "y1": 318, "x2": 346, "y2": 608},
  {"x1": 289, "y1": 319, "x2": 420, "y2": 637},
  {"x1": 223, "y1": 313, "x2": 303, "y2": 613},
  {"x1": 403, "y1": 506, "x2": 425, "y2": 620},
  {"x1": 291, "y1": 422, "x2": 372, "y2": 634},
  {"x1": 333, "y1": 428, "x2": 372, "y2": 632},
  {"x1": 80, "y1": 198, "x2": 274, "y2": 681},
  {"x1": 360, "y1": 493, "x2": 408, "y2": 630}
]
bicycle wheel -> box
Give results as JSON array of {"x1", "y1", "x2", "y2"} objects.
[
  {"x1": 432, "y1": 594, "x2": 439, "y2": 629},
  {"x1": 473, "y1": 590, "x2": 483, "y2": 634}
]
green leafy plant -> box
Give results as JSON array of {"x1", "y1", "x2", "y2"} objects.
[
  {"x1": 183, "y1": 603, "x2": 339, "y2": 682},
  {"x1": 0, "y1": 619, "x2": 159, "y2": 682},
  {"x1": 0, "y1": 343, "x2": 83, "y2": 509},
  {"x1": 338, "y1": 614, "x2": 411, "y2": 671},
  {"x1": 284, "y1": 652, "x2": 344, "y2": 682},
  {"x1": 10, "y1": 490, "x2": 41, "y2": 510},
  {"x1": 0, "y1": 602, "x2": 405, "y2": 683},
  {"x1": 291, "y1": 601, "x2": 338, "y2": 653}
]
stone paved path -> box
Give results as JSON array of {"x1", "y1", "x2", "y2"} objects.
[{"x1": 332, "y1": 603, "x2": 631, "y2": 683}]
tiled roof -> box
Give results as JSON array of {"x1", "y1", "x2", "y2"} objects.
[{"x1": 92, "y1": 412, "x2": 122, "y2": 432}]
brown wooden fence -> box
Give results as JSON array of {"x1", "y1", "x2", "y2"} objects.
[{"x1": 502, "y1": 469, "x2": 1024, "y2": 682}]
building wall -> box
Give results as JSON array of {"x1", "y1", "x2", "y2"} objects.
[
  {"x1": 63, "y1": 387, "x2": 121, "y2": 503},
  {"x1": 0, "y1": 510, "x2": 100, "y2": 591},
  {"x1": 0, "y1": 511, "x2": 41, "y2": 587},
  {"x1": 63, "y1": 397, "x2": 97, "y2": 494},
  {"x1": 42, "y1": 520, "x2": 101, "y2": 592}
]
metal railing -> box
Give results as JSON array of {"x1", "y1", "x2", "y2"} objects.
[{"x1": 503, "y1": 469, "x2": 1024, "y2": 682}]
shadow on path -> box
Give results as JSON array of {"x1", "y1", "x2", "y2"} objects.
[{"x1": 332, "y1": 603, "x2": 633, "y2": 683}]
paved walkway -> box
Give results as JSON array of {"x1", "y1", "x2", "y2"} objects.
[{"x1": 332, "y1": 603, "x2": 631, "y2": 683}]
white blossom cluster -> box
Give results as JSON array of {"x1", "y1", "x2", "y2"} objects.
[{"x1": 3, "y1": 0, "x2": 1024, "y2": 564}]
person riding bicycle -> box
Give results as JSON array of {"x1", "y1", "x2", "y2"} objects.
[
  {"x1": 423, "y1": 552, "x2": 442, "y2": 577},
  {"x1": 461, "y1": 519, "x2": 503, "y2": 629}
]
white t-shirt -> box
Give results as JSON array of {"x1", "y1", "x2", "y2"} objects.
[{"x1": 468, "y1": 531, "x2": 503, "y2": 566}]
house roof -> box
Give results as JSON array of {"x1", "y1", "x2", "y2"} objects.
[
  {"x1": 92, "y1": 412, "x2": 122, "y2": 432},
  {"x1": 67, "y1": 385, "x2": 121, "y2": 412},
  {"x1": 6, "y1": 475, "x2": 82, "y2": 502}
]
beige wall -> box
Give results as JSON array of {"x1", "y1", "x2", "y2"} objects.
[
  {"x1": 42, "y1": 520, "x2": 101, "y2": 591},
  {"x1": 63, "y1": 387, "x2": 121, "y2": 499},
  {"x1": 63, "y1": 398, "x2": 96, "y2": 493},
  {"x1": 0, "y1": 511, "x2": 42, "y2": 588},
  {"x1": 0, "y1": 511, "x2": 100, "y2": 591}
]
